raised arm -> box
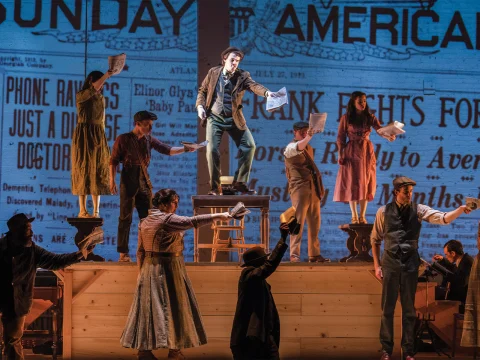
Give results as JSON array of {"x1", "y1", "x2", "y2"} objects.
[
  {"x1": 243, "y1": 72, "x2": 269, "y2": 97},
  {"x1": 35, "y1": 245, "x2": 81, "y2": 270}
]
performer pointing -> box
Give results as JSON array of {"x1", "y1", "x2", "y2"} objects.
[
  {"x1": 371, "y1": 176, "x2": 472, "y2": 360},
  {"x1": 196, "y1": 46, "x2": 281, "y2": 195}
]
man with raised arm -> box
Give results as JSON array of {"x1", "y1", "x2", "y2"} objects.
[{"x1": 371, "y1": 176, "x2": 472, "y2": 360}]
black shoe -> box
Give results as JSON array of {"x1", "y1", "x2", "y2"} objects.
[
  {"x1": 233, "y1": 182, "x2": 256, "y2": 195},
  {"x1": 308, "y1": 255, "x2": 331, "y2": 263},
  {"x1": 207, "y1": 188, "x2": 222, "y2": 195}
]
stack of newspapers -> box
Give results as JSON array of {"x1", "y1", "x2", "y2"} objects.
[{"x1": 230, "y1": 202, "x2": 251, "y2": 220}]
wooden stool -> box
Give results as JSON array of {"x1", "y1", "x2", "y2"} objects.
[
  {"x1": 452, "y1": 312, "x2": 477, "y2": 359},
  {"x1": 210, "y1": 207, "x2": 245, "y2": 262}
]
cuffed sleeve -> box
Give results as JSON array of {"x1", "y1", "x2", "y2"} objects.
[
  {"x1": 417, "y1": 204, "x2": 448, "y2": 225},
  {"x1": 283, "y1": 142, "x2": 301, "y2": 159},
  {"x1": 370, "y1": 206, "x2": 386, "y2": 246}
]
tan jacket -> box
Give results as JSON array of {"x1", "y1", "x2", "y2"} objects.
[
  {"x1": 284, "y1": 143, "x2": 325, "y2": 200},
  {"x1": 196, "y1": 66, "x2": 269, "y2": 130}
]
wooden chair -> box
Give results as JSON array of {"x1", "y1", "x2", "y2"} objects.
[
  {"x1": 210, "y1": 207, "x2": 245, "y2": 262},
  {"x1": 452, "y1": 312, "x2": 477, "y2": 359}
]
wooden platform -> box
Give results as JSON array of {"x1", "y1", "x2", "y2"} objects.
[{"x1": 62, "y1": 262, "x2": 400, "y2": 359}]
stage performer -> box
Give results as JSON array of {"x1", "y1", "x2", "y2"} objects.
[
  {"x1": 371, "y1": 176, "x2": 472, "y2": 360},
  {"x1": 461, "y1": 221, "x2": 480, "y2": 348},
  {"x1": 283, "y1": 121, "x2": 329, "y2": 263},
  {"x1": 230, "y1": 222, "x2": 291, "y2": 360},
  {"x1": 110, "y1": 110, "x2": 196, "y2": 262},
  {"x1": 0, "y1": 213, "x2": 94, "y2": 360},
  {"x1": 196, "y1": 46, "x2": 281, "y2": 195},
  {"x1": 333, "y1": 91, "x2": 396, "y2": 224},
  {"x1": 72, "y1": 69, "x2": 114, "y2": 218},
  {"x1": 120, "y1": 188, "x2": 231, "y2": 360},
  {"x1": 432, "y1": 239, "x2": 474, "y2": 307}
]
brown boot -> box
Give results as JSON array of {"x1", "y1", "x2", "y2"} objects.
[{"x1": 167, "y1": 349, "x2": 185, "y2": 360}]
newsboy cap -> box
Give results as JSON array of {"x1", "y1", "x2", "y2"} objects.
[
  {"x1": 221, "y1": 46, "x2": 244, "y2": 61},
  {"x1": 7, "y1": 213, "x2": 35, "y2": 232},
  {"x1": 134, "y1": 110, "x2": 158, "y2": 123},
  {"x1": 393, "y1": 176, "x2": 416, "y2": 190},
  {"x1": 293, "y1": 121, "x2": 309, "y2": 130},
  {"x1": 241, "y1": 246, "x2": 268, "y2": 267}
]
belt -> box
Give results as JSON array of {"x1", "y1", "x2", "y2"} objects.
[{"x1": 145, "y1": 251, "x2": 182, "y2": 258}]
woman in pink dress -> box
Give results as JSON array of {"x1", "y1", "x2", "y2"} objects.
[{"x1": 333, "y1": 91, "x2": 395, "y2": 224}]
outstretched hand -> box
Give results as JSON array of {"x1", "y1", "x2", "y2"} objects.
[{"x1": 279, "y1": 223, "x2": 290, "y2": 240}]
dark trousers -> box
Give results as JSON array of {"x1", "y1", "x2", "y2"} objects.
[
  {"x1": 380, "y1": 251, "x2": 420, "y2": 357},
  {"x1": 117, "y1": 170, "x2": 152, "y2": 254},
  {"x1": 206, "y1": 113, "x2": 255, "y2": 190},
  {"x1": 1, "y1": 314, "x2": 26, "y2": 360},
  {"x1": 231, "y1": 335, "x2": 279, "y2": 360}
]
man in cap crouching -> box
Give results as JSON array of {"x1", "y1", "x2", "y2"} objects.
[
  {"x1": 371, "y1": 176, "x2": 472, "y2": 360},
  {"x1": 230, "y1": 218, "x2": 297, "y2": 360},
  {"x1": 0, "y1": 213, "x2": 94, "y2": 359},
  {"x1": 110, "y1": 110, "x2": 196, "y2": 262}
]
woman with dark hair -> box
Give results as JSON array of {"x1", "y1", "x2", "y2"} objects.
[
  {"x1": 71, "y1": 69, "x2": 113, "y2": 217},
  {"x1": 120, "y1": 189, "x2": 231, "y2": 360},
  {"x1": 333, "y1": 91, "x2": 396, "y2": 224}
]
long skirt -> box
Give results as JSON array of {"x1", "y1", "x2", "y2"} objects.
[
  {"x1": 71, "y1": 122, "x2": 110, "y2": 195},
  {"x1": 120, "y1": 256, "x2": 207, "y2": 350},
  {"x1": 461, "y1": 254, "x2": 480, "y2": 347}
]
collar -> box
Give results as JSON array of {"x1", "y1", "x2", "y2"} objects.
[{"x1": 395, "y1": 200, "x2": 411, "y2": 209}]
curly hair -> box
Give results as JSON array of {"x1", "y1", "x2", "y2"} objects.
[
  {"x1": 152, "y1": 189, "x2": 179, "y2": 208},
  {"x1": 346, "y1": 91, "x2": 373, "y2": 126}
]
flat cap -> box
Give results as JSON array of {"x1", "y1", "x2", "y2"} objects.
[
  {"x1": 134, "y1": 110, "x2": 157, "y2": 123},
  {"x1": 293, "y1": 121, "x2": 309, "y2": 130},
  {"x1": 393, "y1": 176, "x2": 416, "y2": 189}
]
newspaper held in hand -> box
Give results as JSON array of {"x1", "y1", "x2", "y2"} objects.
[
  {"x1": 466, "y1": 197, "x2": 480, "y2": 211},
  {"x1": 309, "y1": 113, "x2": 327, "y2": 133},
  {"x1": 230, "y1": 202, "x2": 251, "y2": 220},
  {"x1": 77, "y1": 227, "x2": 104, "y2": 259},
  {"x1": 377, "y1": 121, "x2": 405, "y2": 137},
  {"x1": 108, "y1": 53, "x2": 126, "y2": 75},
  {"x1": 266, "y1": 87, "x2": 288, "y2": 113},
  {"x1": 181, "y1": 140, "x2": 208, "y2": 151}
]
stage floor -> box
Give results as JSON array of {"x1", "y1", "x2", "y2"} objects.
[{"x1": 60, "y1": 262, "x2": 390, "y2": 359}]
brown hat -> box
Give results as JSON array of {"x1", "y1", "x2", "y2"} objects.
[
  {"x1": 241, "y1": 246, "x2": 268, "y2": 267},
  {"x1": 7, "y1": 213, "x2": 35, "y2": 233},
  {"x1": 221, "y1": 46, "x2": 244, "y2": 62},
  {"x1": 293, "y1": 121, "x2": 309, "y2": 130},
  {"x1": 134, "y1": 110, "x2": 157, "y2": 123},
  {"x1": 393, "y1": 176, "x2": 416, "y2": 190}
]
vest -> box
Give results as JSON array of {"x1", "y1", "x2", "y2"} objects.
[
  {"x1": 211, "y1": 73, "x2": 235, "y2": 117},
  {"x1": 384, "y1": 202, "x2": 422, "y2": 255},
  {"x1": 284, "y1": 143, "x2": 325, "y2": 199}
]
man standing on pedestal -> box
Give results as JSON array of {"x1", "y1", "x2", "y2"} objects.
[
  {"x1": 283, "y1": 121, "x2": 329, "y2": 263},
  {"x1": 371, "y1": 176, "x2": 472, "y2": 360},
  {"x1": 196, "y1": 46, "x2": 280, "y2": 195}
]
